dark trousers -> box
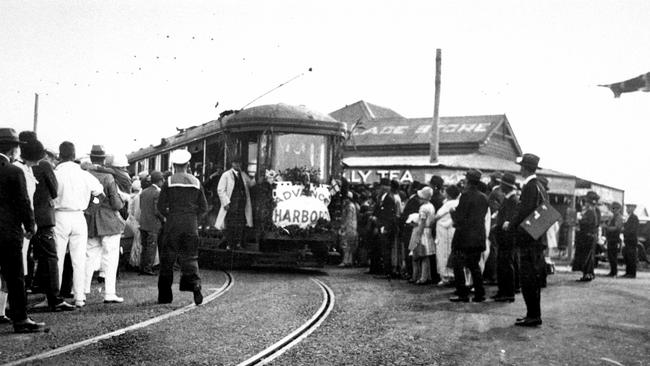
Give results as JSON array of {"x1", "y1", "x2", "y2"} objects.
[
  {"x1": 401, "y1": 227, "x2": 413, "y2": 276},
  {"x1": 453, "y1": 250, "x2": 484, "y2": 298},
  {"x1": 496, "y1": 244, "x2": 516, "y2": 298},
  {"x1": 158, "y1": 217, "x2": 201, "y2": 302},
  {"x1": 0, "y1": 234, "x2": 28, "y2": 321},
  {"x1": 140, "y1": 229, "x2": 159, "y2": 273},
  {"x1": 60, "y1": 252, "x2": 73, "y2": 296},
  {"x1": 32, "y1": 227, "x2": 62, "y2": 305},
  {"x1": 623, "y1": 241, "x2": 637, "y2": 277},
  {"x1": 225, "y1": 224, "x2": 246, "y2": 249},
  {"x1": 607, "y1": 239, "x2": 620, "y2": 275},
  {"x1": 519, "y1": 245, "x2": 545, "y2": 319},
  {"x1": 368, "y1": 236, "x2": 382, "y2": 274},
  {"x1": 379, "y1": 232, "x2": 394, "y2": 275}
]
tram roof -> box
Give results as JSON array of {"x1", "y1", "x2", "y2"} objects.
[{"x1": 128, "y1": 103, "x2": 346, "y2": 162}]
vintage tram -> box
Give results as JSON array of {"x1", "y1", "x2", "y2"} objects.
[{"x1": 128, "y1": 103, "x2": 347, "y2": 268}]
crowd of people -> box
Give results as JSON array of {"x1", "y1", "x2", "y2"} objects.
[
  {"x1": 0, "y1": 128, "x2": 207, "y2": 333},
  {"x1": 335, "y1": 153, "x2": 641, "y2": 328}
]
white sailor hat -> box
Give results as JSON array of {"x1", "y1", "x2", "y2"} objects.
[{"x1": 170, "y1": 149, "x2": 191, "y2": 165}]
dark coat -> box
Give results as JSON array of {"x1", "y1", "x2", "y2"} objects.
[
  {"x1": 86, "y1": 168, "x2": 125, "y2": 237},
  {"x1": 139, "y1": 185, "x2": 164, "y2": 233},
  {"x1": 0, "y1": 154, "x2": 34, "y2": 237},
  {"x1": 451, "y1": 185, "x2": 488, "y2": 252},
  {"x1": 510, "y1": 176, "x2": 546, "y2": 246},
  {"x1": 373, "y1": 192, "x2": 397, "y2": 235},
  {"x1": 624, "y1": 213, "x2": 639, "y2": 244},
  {"x1": 493, "y1": 192, "x2": 518, "y2": 248},
  {"x1": 32, "y1": 160, "x2": 58, "y2": 228}
]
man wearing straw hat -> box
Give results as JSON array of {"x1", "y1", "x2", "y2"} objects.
[
  {"x1": 504, "y1": 153, "x2": 546, "y2": 327},
  {"x1": 157, "y1": 149, "x2": 208, "y2": 305}
]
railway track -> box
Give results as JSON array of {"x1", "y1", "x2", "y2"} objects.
[
  {"x1": 2, "y1": 271, "x2": 234, "y2": 366},
  {"x1": 236, "y1": 277, "x2": 335, "y2": 366}
]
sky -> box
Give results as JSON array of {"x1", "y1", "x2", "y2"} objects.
[{"x1": 1, "y1": 0, "x2": 649, "y2": 205}]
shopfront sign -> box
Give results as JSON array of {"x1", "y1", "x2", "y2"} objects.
[
  {"x1": 343, "y1": 168, "x2": 467, "y2": 185},
  {"x1": 272, "y1": 182, "x2": 331, "y2": 228}
]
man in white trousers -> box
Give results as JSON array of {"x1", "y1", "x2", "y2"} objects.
[
  {"x1": 84, "y1": 145, "x2": 126, "y2": 304},
  {"x1": 53, "y1": 141, "x2": 104, "y2": 308}
]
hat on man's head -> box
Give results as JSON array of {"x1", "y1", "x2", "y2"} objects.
[
  {"x1": 18, "y1": 131, "x2": 37, "y2": 143},
  {"x1": 89, "y1": 145, "x2": 106, "y2": 158},
  {"x1": 585, "y1": 190, "x2": 600, "y2": 204},
  {"x1": 379, "y1": 177, "x2": 391, "y2": 187},
  {"x1": 149, "y1": 170, "x2": 164, "y2": 183},
  {"x1": 110, "y1": 154, "x2": 129, "y2": 168},
  {"x1": 0, "y1": 128, "x2": 25, "y2": 145},
  {"x1": 490, "y1": 171, "x2": 503, "y2": 181},
  {"x1": 21, "y1": 139, "x2": 45, "y2": 162},
  {"x1": 500, "y1": 173, "x2": 517, "y2": 189},
  {"x1": 170, "y1": 149, "x2": 191, "y2": 165},
  {"x1": 517, "y1": 153, "x2": 540, "y2": 171},
  {"x1": 417, "y1": 186, "x2": 434, "y2": 201},
  {"x1": 611, "y1": 202, "x2": 622, "y2": 210},
  {"x1": 465, "y1": 169, "x2": 482, "y2": 183},
  {"x1": 429, "y1": 175, "x2": 444, "y2": 190}
]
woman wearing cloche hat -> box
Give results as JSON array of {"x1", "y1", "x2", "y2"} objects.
[{"x1": 408, "y1": 187, "x2": 436, "y2": 285}]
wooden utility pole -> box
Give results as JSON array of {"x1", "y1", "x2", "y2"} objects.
[
  {"x1": 33, "y1": 93, "x2": 39, "y2": 133},
  {"x1": 430, "y1": 49, "x2": 441, "y2": 163}
]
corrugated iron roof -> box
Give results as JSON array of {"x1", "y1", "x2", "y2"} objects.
[{"x1": 329, "y1": 100, "x2": 403, "y2": 123}]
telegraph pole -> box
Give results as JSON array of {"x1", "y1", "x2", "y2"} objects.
[
  {"x1": 430, "y1": 49, "x2": 441, "y2": 163},
  {"x1": 33, "y1": 93, "x2": 39, "y2": 133}
]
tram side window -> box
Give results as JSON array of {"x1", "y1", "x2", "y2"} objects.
[
  {"x1": 160, "y1": 153, "x2": 170, "y2": 173},
  {"x1": 137, "y1": 160, "x2": 145, "y2": 174},
  {"x1": 272, "y1": 134, "x2": 328, "y2": 182},
  {"x1": 148, "y1": 156, "x2": 157, "y2": 172}
]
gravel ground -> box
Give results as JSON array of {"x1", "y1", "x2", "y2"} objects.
[
  {"x1": 2, "y1": 263, "x2": 648, "y2": 366},
  {"x1": 35, "y1": 270, "x2": 322, "y2": 366},
  {"x1": 280, "y1": 265, "x2": 650, "y2": 366},
  {"x1": 0, "y1": 270, "x2": 227, "y2": 364}
]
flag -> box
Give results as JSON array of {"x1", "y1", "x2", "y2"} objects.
[{"x1": 599, "y1": 72, "x2": 650, "y2": 98}]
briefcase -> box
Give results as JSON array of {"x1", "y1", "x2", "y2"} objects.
[{"x1": 519, "y1": 202, "x2": 562, "y2": 240}]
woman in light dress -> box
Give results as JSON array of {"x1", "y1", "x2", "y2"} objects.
[
  {"x1": 435, "y1": 185, "x2": 461, "y2": 284},
  {"x1": 409, "y1": 187, "x2": 436, "y2": 284},
  {"x1": 127, "y1": 179, "x2": 143, "y2": 268},
  {"x1": 339, "y1": 189, "x2": 359, "y2": 267}
]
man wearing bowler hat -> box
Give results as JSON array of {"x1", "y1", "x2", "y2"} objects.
[
  {"x1": 157, "y1": 149, "x2": 208, "y2": 305},
  {"x1": 504, "y1": 153, "x2": 546, "y2": 326},
  {"x1": 372, "y1": 178, "x2": 398, "y2": 279},
  {"x1": 449, "y1": 169, "x2": 489, "y2": 303},
  {"x1": 84, "y1": 145, "x2": 126, "y2": 304},
  {"x1": 0, "y1": 127, "x2": 46, "y2": 332},
  {"x1": 492, "y1": 173, "x2": 519, "y2": 302}
]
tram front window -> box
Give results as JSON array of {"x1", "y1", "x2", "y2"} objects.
[{"x1": 272, "y1": 134, "x2": 328, "y2": 182}]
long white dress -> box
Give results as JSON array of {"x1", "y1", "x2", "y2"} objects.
[{"x1": 435, "y1": 198, "x2": 459, "y2": 279}]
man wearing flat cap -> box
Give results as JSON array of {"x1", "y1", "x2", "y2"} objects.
[
  {"x1": 504, "y1": 153, "x2": 547, "y2": 326},
  {"x1": 0, "y1": 128, "x2": 46, "y2": 332},
  {"x1": 157, "y1": 149, "x2": 208, "y2": 305},
  {"x1": 450, "y1": 169, "x2": 489, "y2": 302}
]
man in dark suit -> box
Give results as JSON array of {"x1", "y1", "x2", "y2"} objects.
[
  {"x1": 372, "y1": 178, "x2": 397, "y2": 279},
  {"x1": 139, "y1": 171, "x2": 165, "y2": 275},
  {"x1": 449, "y1": 169, "x2": 489, "y2": 302},
  {"x1": 492, "y1": 173, "x2": 519, "y2": 302},
  {"x1": 0, "y1": 128, "x2": 46, "y2": 333},
  {"x1": 622, "y1": 204, "x2": 639, "y2": 278},
  {"x1": 505, "y1": 153, "x2": 546, "y2": 327},
  {"x1": 18, "y1": 133, "x2": 75, "y2": 311}
]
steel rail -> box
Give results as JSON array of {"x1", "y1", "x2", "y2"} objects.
[
  {"x1": 2, "y1": 271, "x2": 234, "y2": 366},
  {"x1": 236, "y1": 277, "x2": 335, "y2": 366}
]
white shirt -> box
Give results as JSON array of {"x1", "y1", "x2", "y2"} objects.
[
  {"x1": 53, "y1": 161, "x2": 104, "y2": 211},
  {"x1": 13, "y1": 160, "x2": 37, "y2": 209}
]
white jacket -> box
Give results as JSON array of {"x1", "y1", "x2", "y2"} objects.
[{"x1": 215, "y1": 168, "x2": 255, "y2": 230}]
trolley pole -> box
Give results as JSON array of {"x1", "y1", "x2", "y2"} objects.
[
  {"x1": 430, "y1": 49, "x2": 441, "y2": 163},
  {"x1": 33, "y1": 93, "x2": 39, "y2": 133}
]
